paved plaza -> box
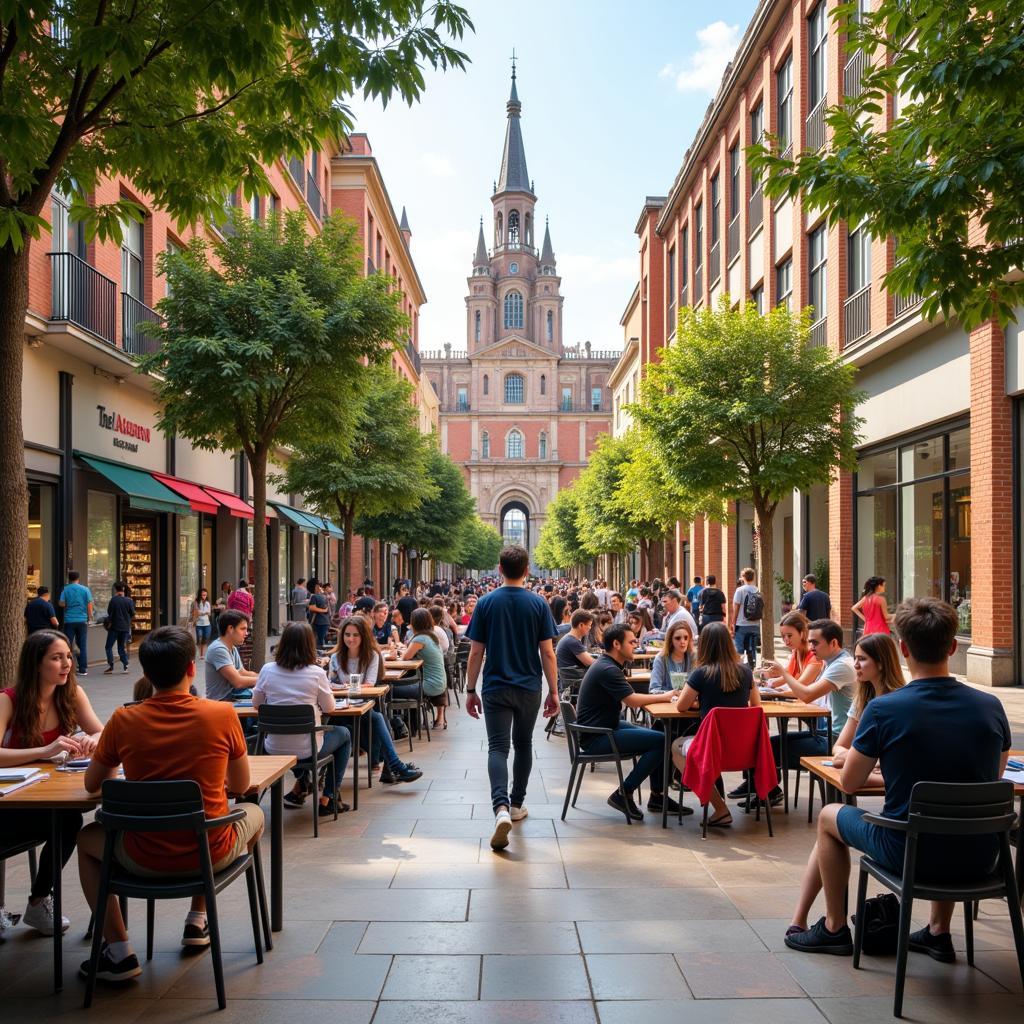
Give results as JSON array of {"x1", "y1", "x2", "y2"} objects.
[{"x1": 2, "y1": 675, "x2": 1023, "y2": 1023}]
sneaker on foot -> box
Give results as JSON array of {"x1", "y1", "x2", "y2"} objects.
[
  {"x1": 79, "y1": 944, "x2": 142, "y2": 982},
  {"x1": 490, "y1": 809, "x2": 513, "y2": 850},
  {"x1": 0, "y1": 905, "x2": 20, "y2": 931},
  {"x1": 909, "y1": 926, "x2": 956, "y2": 963},
  {"x1": 510, "y1": 804, "x2": 528, "y2": 821},
  {"x1": 607, "y1": 789, "x2": 644, "y2": 821},
  {"x1": 784, "y1": 916, "x2": 853, "y2": 955},
  {"x1": 103, "y1": 666, "x2": 114, "y2": 675},
  {"x1": 728, "y1": 781, "x2": 752, "y2": 799},
  {"x1": 23, "y1": 896, "x2": 69, "y2": 935},
  {"x1": 391, "y1": 763, "x2": 423, "y2": 784},
  {"x1": 78, "y1": 670, "x2": 88, "y2": 676},
  {"x1": 181, "y1": 921, "x2": 211, "y2": 947},
  {"x1": 647, "y1": 792, "x2": 693, "y2": 815}
]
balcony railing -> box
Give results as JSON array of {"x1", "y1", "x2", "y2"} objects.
[
  {"x1": 560, "y1": 399, "x2": 573, "y2": 412},
  {"x1": 844, "y1": 285, "x2": 872, "y2": 345},
  {"x1": 728, "y1": 213, "x2": 741, "y2": 263},
  {"x1": 405, "y1": 339, "x2": 421, "y2": 374},
  {"x1": 709, "y1": 241, "x2": 721, "y2": 284},
  {"x1": 748, "y1": 188, "x2": 763, "y2": 235},
  {"x1": 122, "y1": 292, "x2": 163, "y2": 356},
  {"x1": 694, "y1": 263, "x2": 703, "y2": 300},
  {"x1": 808, "y1": 318, "x2": 828, "y2": 348},
  {"x1": 455, "y1": 401, "x2": 470, "y2": 412},
  {"x1": 492, "y1": 241, "x2": 538, "y2": 257},
  {"x1": 287, "y1": 156, "x2": 305, "y2": 194},
  {"x1": 49, "y1": 252, "x2": 116, "y2": 345},
  {"x1": 306, "y1": 171, "x2": 323, "y2": 221},
  {"x1": 844, "y1": 49, "x2": 868, "y2": 100},
  {"x1": 805, "y1": 97, "x2": 827, "y2": 152},
  {"x1": 893, "y1": 289, "x2": 924, "y2": 318}
]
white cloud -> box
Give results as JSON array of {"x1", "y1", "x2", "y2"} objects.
[
  {"x1": 419, "y1": 152, "x2": 455, "y2": 178},
  {"x1": 661, "y1": 20, "x2": 740, "y2": 95}
]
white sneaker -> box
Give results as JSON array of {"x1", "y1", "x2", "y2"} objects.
[
  {"x1": 490, "y1": 809, "x2": 513, "y2": 850},
  {"x1": 510, "y1": 804, "x2": 528, "y2": 822},
  {"x1": 0, "y1": 905, "x2": 21, "y2": 931},
  {"x1": 23, "y1": 896, "x2": 70, "y2": 935}
]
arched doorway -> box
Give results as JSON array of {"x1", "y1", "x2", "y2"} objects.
[{"x1": 500, "y1": 501, "x2": 530, "y2": 551}]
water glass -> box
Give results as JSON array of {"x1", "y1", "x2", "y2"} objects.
[{"x1": 348, "y1": 673, "x2": 363, "y2": 698}]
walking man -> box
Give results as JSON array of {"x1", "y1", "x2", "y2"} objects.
[
  {"x1": 59, "y1": 570, "x2": 94, "y2": 675},
  {"x1": 465, "y1": 545, "x2": 558, "y2": 851}
]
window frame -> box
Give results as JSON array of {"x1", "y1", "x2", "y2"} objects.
[
  {"x1": 506, "y1": 429, "x2": 524, "y2": 460},
  {"x1": 808, "y1": 224, "x2": 828, "y2": 324},
  {"x1": 808, "y1": 3, "x2": 828, "y2": 110},
  {"x1": 504, "y1": 373, "x2": 525, "y2": 405},
  {"x1": 776, "y1": 257, "x2": 793, "y2": 310},
  {"x1": 777, "y1": 55, "x2": 794, "y2": 152}
]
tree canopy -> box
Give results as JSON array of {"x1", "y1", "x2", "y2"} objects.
[
  {"x1": 748, "y1": 0, "x2": 1024, "y2": 329},
  {"x1": 534, "y1": 485, "x2": 588, "y2": 572},
  {"x1": 455, "y1": 517, "x2": 503, "y2": 571}
]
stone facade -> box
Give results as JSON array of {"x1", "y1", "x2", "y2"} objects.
[{"x1": 422, "y1": 72, "x2": 616, "y2": 563}]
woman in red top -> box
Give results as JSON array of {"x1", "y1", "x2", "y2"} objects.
[
  {"x1": 851, "y1": 576, "x2": 892, "y2": 636},
  {"x1": 0, "y1": 630, "x2": 103, "y2": 936}
]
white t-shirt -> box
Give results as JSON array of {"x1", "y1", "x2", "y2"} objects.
[
  {"x1": 665, "y1": 606, "x2": 699, "y2": 637},
  {"x1": 594, "y1": 587, "x2": 610, "y2": 609},
  {"x1": 328, "y1": 653, "x2": 381, "y2": 687},
  {"x1": 433, "y1": 625, "x2": 450, "y2": 654},
  {"x1": 733, "y1": 584, "x2": 759, "y2": 626},
  {"x1": 252, "y1": 663, "x2": 335, "y2": 758}
]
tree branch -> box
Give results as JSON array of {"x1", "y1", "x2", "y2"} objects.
[{"x1": 0, "y1": 18, "x2": 18, "y2": 98}]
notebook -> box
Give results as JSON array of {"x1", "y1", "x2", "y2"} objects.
[{"x1": 0, "y1": 767, "x2": 43, "y2": 783}]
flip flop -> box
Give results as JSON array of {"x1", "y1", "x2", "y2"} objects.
[{"x1": 708, "y1": 813, "x2": 733, "y2": 828}]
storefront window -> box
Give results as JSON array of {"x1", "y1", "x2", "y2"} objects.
[
  {"x1": 178, "y1": 514, "x2": 199, "y2": 624},
  {"x1": 27, "y1": 483, "x2": 56, "y2": 600},
  {"x1": 87, "y1": 490, "x2": 117, "y2": 608},
  {"x1": 855, "y1": 423, "x2": 971, "y2": 634},
  {"x1": 278, "y1": 525, "x2": 290, "y2": 606}
]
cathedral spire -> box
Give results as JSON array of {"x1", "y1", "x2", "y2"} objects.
[
  {"x1": 473, "y1": 217, "x2": 488, "y2": 267},
  {"x1": 540, "y1": 216, "x2": 555, "y2": 266},
  {"x1": 496, "y1": 62, "x2": 532, "y2": 195}
]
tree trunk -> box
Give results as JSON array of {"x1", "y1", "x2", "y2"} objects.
[
  {"x1": 249, "y1": 445, "x2": 269, "y2": 669},
  {"x1": 754, "y1": 501, "x2": 776, "y2": 662},
  {"x1": 340, "y1": 507, "x2": 355, "y2": 603},
  {"x1": 0, "y1": 245, "x2": 31, "y2": 683}
]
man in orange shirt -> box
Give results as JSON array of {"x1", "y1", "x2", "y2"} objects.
[{"x1": 78, "y1": 626, "x2": 264, "y2": 982}]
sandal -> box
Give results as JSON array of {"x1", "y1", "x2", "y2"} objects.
[{"x1": 708, "y1": 812, "x2": 733, "y2": 828}]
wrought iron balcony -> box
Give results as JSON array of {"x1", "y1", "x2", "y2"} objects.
[
  {"x1": 288, "y1": 156, "x2": 305, "y2": 194},
  {"x1": 694, "y1": 264, "x2": 703, "y2": 301},
  {"x1": 748, "y1": 188, "x2": 763, "y2": 235},
  {"x1": 709, "y1": 241, "x2": 721, "y2": 284},
  {"x1": 728, "y1": 213, "x2": 741, "y2": 263},
  {"x1": 306, "y1": 171, "x2": 323, "y2": 221},
  {"x1": 405, "y1": 339, "x2": 421, "y2": 374},
  {"x1": 122, "y1": 292, "x2": 163, "y2": 356},
  {"x1": 844, "y1": 285, "x2": 872, "y2": 344},
  {"x1": 844, "y1": 49, "x2": 868, "y2": 100},
  {"x1": 808, "y1": 318, "x2": 828, "y2": 349},
  {"x1": 48, "y1": 252, "x2": 116, "y2": 345},
  {"x1": 893, "y1": 289, "x2": 924, "y2": 318},
  {"x1": 805, "y1": 97, "x2": 827, "y2": 152}
]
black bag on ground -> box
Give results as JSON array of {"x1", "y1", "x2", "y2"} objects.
[
  {"x1": 856, "y1": 892, "x2": 901, "y2": 954},
  {"x1": 390, "y1": 713, "x2": 409, "y2": 739}
]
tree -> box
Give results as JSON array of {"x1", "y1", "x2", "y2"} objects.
[
  {"x1": 534, "y1": 485, "x2": 588, "y2": 573},
  {"x1": 748, "y1": 0, "x2": 1024, "y2": 329},
  {"x1": 279, "y1": 364, "x2": 434, "y2": 600},
  {"x1": 141, "y1": 211, "x2": 407, "y2": 665},
  {"x1": 632, "y1": 299, "x2": 863, "y2": 658},
  {"x1": 455, "y1": 517, "x2": 502, "y2": 571},
  {"x1": 573, "y1": 435, "x2": 640, "y2": 560},
  {"x1": 0, "y1": 2, "x2": 470, "y2": 676},
  {"x1": 358, "y1": 447, "x2": 476, "y2": 572}
]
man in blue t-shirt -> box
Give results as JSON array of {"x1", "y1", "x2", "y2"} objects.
[
  {"x1": 786, "y1": 598, "x2": 1011, "y2": 960},
  {"x1": 466, "y1": 545, "x2": 558, "y2": 852},
  {"x1": 59, "y1": 570, "x2": 95, "y2": 675},
  {"x1": 685, "y1": 576, "x2": 704, "y2": 615}
]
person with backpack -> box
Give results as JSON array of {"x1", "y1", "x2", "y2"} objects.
[{"x1": 730, "y1": 567, "x2": 763, "y2": 669}]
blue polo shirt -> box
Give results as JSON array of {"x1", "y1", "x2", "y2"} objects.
[
  {"x1": 465, "y1": 585, "x2": 557, "y2": 692},
  {"x1": 59, "y1": 582, "x2": 94, "y2": 623}
]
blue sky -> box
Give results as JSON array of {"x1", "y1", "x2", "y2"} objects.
[{"x1": 348, "y1": 0, "x2": 759, "y2": 353}]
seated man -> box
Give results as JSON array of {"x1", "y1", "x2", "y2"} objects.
[
  {"x1": 555, "y1": 610, "x2": 595, "y2": 694},
  {"x1": 574, "y1": 623, "x2": 688, "y2": 820},
  {"x1": 786, "y1": 598, "x2": 1011, "y2": 958},
  {"x1": 78, "y1": 626, "x2": 264, "y2": 981},
  {"x1": 205, "y1": 609, "x2": 259, "y2": 702}
]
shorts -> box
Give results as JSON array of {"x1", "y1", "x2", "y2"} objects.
[
  {"x1": 195, "y1": 624, "x2": 212, "y2": 642},
  {"x1": 426, "y1": 692, "x2": 447, "y2": 708},
  {"x1": 114, "y1": 803, "x2": 265, "y2": 876},
  {"x1": 671, "y1": 735, "x2": 696, "y2": 758},
  {"x1": 836, "y1": 805, "x2": 905, "y2": 874}
]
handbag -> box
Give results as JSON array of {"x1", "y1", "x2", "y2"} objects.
[{"x1": 856, "y1": 892, "x2": 901, "y2": 954}]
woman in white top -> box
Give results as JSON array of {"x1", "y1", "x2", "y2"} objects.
[
  {"x1": 189, "y1": 588, "x2": 213, "y2": 659},
  {"x1": 253, "y1": 622, "x2": 352, "y2": 815},
  {"x1": 428, "y1": 604, "x2": 451, "y2": 655}
]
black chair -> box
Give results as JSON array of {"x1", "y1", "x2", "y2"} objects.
[
  {"x1": 559, "y1": 700, "x2": 640, "y2": 825},
  {"x1": 390, "y1": 669, "x2": 432, "y2": 747},
  {"x1": 254, "y1": 704, "x2": 339, "y2": 837},
  {"x1": 0, "y1": 841, "x2": 40, "y2": 924},
  {"x1": 852, "y1": 780, "x2": 1024, "y2": 1018},
  {"x1": 83, "y1": 779, "x2": 265, "y2": 1010},
  {"x1": 455, "y1": 636, "x2": 471, "y2": 692},
  {"x1": 444, "y1": 637, "x2": 460, "y2": 709}
]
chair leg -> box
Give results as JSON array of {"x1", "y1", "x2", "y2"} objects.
[
  {"x1": 252, "y1": 842, "x2": 272, "y2": 951},
  {"x1": 1000, "y1": 841, "x2": 1024, "y2": 995},
  {"x1": 764, "y1": 796, "x2": 773, "y2": 838},
  {"x1": 793, "y1": 767, "x2": 801, "y2": 811},
  {"x1": 963, "y1": 900, "x2": 974, "y2": 966},
  {"x1": 27, "y1": 846, "x2": 38, "y2": 887},
  {"x1": 83, "y1": 877, "x2": 111, "y2": 1008},
  {"x1": 561, "y1": 762, "x2": 578, "y2": 821},
  {"x1": 572, "y1": 761, "x2": 586, "y2": 808},
  {"x1": 612, "y1": 757, "x2": 632, "y2": 825},
  {"x1": 852, "y1": 867, "x2": 869, "y2": 968},
  {"x1": 701, "y1": 803, "x2": 709, "y2": 840},
  {"x1": 422, "y1": 700, "x2": 431, "y2": 742},
  {"x1": 206, "y1": 885, "x2": 227, "y2": 1010},
  {"x1": 245, "y1": 862, "x2": 265, "y2": 964},
  {"x1": 893, "y1": 892, "x2": 915, "y2": 1018},
  {"x1": 146, "y1": 898, "x2": 155, "y2": 961},
  {"x1": 312, "y1": 760, "x2": 320, "y2": 839}
]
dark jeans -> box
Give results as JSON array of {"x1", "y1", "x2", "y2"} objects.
[
  {"x1": 63, "y1": 621, "x2": 88, "y2": 672},
  {"x1": 770, "y1": 727, "x2": 828, "y2": 770},
  {"x1": 482, "y1": 686, "x2": 542, "y2": 812},
  {"x1": 104, "y1": 629, "x2": 131, "y2": 669},
  {"x1": 342, "y1": 710, "x2": 404, "y2": 770},
  {"x1": 583, "y1": 721, "x2": 665, "y2": 795},
  {"x1": 313, "y1": 622, "x2": 329, "y2": 648},
  {"x1": 2, "y1": 810, "x2": 83, "y2": 900},
  {"x1": 293, "y1": 728, "x2": 351, "y2": 799},
  {"x1": 733, "y1": 625, "x2": 760, "y2": 668}
]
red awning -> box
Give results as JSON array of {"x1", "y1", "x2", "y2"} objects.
[
  {"x1": 152, "y1": 473, "x2": 221, "y2": 515},
  {"x1": 202, "y1": 486, "x2": 255, "y2": 520}
]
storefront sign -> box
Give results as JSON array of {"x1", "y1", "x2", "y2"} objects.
[{"x1": 96, "y1": 404, "x2": 152, "y2": 454}]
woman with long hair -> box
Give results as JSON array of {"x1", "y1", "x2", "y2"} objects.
[
  {"x1": 190, "y1": 587, "x2": 213, "y2": 658},
  {"x1": 392, "y1": 608, "x2": 448, "y2": 728},
  {"x1": 328, "y1": 616, "x2": 422, "y2": 785},
  {"x1": 649, "y1": 619, "x2": 694, "y2": 693},
  {"x1": 0, "y1": 631, "x2": 104, "y2": 934},
  {"x1": 851, "y1": 576, "x2": 892, "y2": 636},
  {"x1": 786, "y1": 632, "x2": 905, "y2": 937},
  {"x1": 669, "y1": 622, "x2": 760, "y2": 827},
  {"x1": 627, "y1": 607, "x2": 656, "y2": 646}
]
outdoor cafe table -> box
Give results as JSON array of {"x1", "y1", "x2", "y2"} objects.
[
  {"x1": 801, "y1": 751, "x2": 1024, "y2": 899},
  {"x1": 0, "y1": 754, "x2": 295, "y2": 992},
  {"x1": 236, "y1": 703, "x2": 372, "y2": 811},
  {"x1": 646, "y1": 700, "x2": 833, "y2": 828}
]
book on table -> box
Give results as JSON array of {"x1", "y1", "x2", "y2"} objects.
[{"x1": 0, "y1": 766, "x2": 46, "y2": 796}]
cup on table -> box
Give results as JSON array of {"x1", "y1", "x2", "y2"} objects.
[{"x1": 348, "y1": 673, "x2": 363, "y2": 698}]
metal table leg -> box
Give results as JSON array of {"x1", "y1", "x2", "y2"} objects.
[
  {"x1": 367, "y1": 707, "x2": 374, "y2": 790},
  {"x1": 352, "y1": 714, "x2": 361, "y2": 811},
  {"x1": 51, "y1": 811, "x2": 63, "y2": 992},
  {"x1": 779, "y1": 716, "x2": 790, "y2": 815},
  {"x1": 270, "y1": 777, "x2": 283, "y2": 932},
  {"x1": 661, "y1": 720, "x2": 675, "y2": 829}
]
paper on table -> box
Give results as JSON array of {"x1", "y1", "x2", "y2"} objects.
[
  {"x1": 0, "y1": 767, "x2": 43, "y2": 782},
  {"x1": 1002, "y1": 768, "x2": 1024, "y2": 785},
  {"x1": 0, "y1": 775, "x2": 46, "y2": 797}
]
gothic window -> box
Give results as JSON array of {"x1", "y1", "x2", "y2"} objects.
[
  {"x1": 483, "y1": 374, "x2": 489, "y2": 396},
  {"x1": 481, "y1": 431, "x2": 490, "y2": 459},
  {"x1": 495, "y1": 212, "x2": 503, "y2": 246},
  {"x1": 474, "y1": 310, "x2": 481, "y2": 342},
  {"x1": 540, "y1": 374, "x2": 546, "y2": 395},
  {"x1": 504, "y1": 373, "x2": 525, "y2": 404},
  {"x1": 504, "y1": 290, "x2": 524, "y2": 329},
  {"x1": 508, "y1": 210, "x2": 520, "y2": 245},
  {"x1": 506, "y1": 429, "x2": 524, "y2": 459},
  {"x1": 525, "y1": 212, "x2": 533, "y2": 246},
  {"x1": 539, "y1": 432, "x2": 547, "y2": 459},
  {"x1": 546, "y1": 310, "x2": 553, "y2": 342}
]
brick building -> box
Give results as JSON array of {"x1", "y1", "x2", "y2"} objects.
[
  {"x1": 21, "y1": 132, "x2": 425, "y2": 649},
  {"x1": 421, "y1": 71, "x2": 617, "y2": 565},
  {"x1": 631, "y1": 0, "x2": 1013, "y2": 684}
]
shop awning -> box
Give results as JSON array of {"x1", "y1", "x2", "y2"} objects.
[
  {"x1": 202, "y1": 486, "x2": 255, "y2": 520},
  {"x1": 152, "y1": 473, "x2": 220, "y2": 515},
  {"x1": 270, "y1": 502, "x2": 320, "y2": 534},
  {"x1": 75, "y1": 453, "x2": 192, "y2": 516},
  {"x1": 318, "y1": 517, "x2": 345, "y2": 539}
]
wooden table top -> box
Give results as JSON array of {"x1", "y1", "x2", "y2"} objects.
[
  {"x1": 628, "y1": 651, "x2": 657, "y2": 662},
  {"x1": 0, "y1": 755, "x2": 297, "y2": 809},
  {"x1": 235, "y1": 702, "x2": 373, "y2": 719},
  {"x1": 626, "y1": 670, "x2": 652, "y2": 683},
  {"x1": 646, "y1": 699, "x2": 831, "y2": 721},
  {"x1": 332, "y1": 685, "x2": 389, "y2": 699},
  {"x1": 381, "y1": 659, "x2": 424, "y2": 671}
]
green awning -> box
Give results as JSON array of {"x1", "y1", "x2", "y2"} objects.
[
  {"x1": 270, "y1": 502, "x2": 320, "y2": 534},
  {"x1": 319, "y1": 517, "x2": 344, "y2": 539},
  {"x1": 75, "y1": 453, "x2": 192, "y2": 515}
]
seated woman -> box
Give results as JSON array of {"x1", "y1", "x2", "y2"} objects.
[
  {"x1": 327, "y1": 616, "x2": 421, "y2": 784},
  {"x1": 0, "y1": 630, "x2": 103, "y2": 935},
  {"x1": 669, "y1": 622, "x2": 760, "y2": 828},
  {"x1": 785, "y1": 632, "x2": 905, "y2": 938},
  {"x1": 627, "y1": 607, "x2": 656, "y2": 647},
  {"x1": 649, "y1": 619, "x2": 694, "y2": 693},
  {"x1": 253, "y1": 622, "x2": 351, "y2": 815},
  {"x1": 428, "y1": 604, "x2": 451, "y2": 655},
  {"x1": 391, "y1": 608, "x2": 448, "y2": 729}
]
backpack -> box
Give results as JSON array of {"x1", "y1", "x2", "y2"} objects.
[{"x1": 742, "y1": 588, "x2": 765, "y2": 622}]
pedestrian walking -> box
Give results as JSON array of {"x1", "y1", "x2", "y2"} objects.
[
  {"x1": 103, "y1": 581, "x2": 135, "y2": 674},
  {"x1": 58, "y1": 570, "x2": 94, "y2": 675},
  {"x1": 24, "y1": 585, "x2": 59, "y2": 635},
  {"x1": 851, "y1": 576, "x2": 892, "y2": 636},
  {"x1": 189, "y1": 587, "x2": 213, "y2": 658}
]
